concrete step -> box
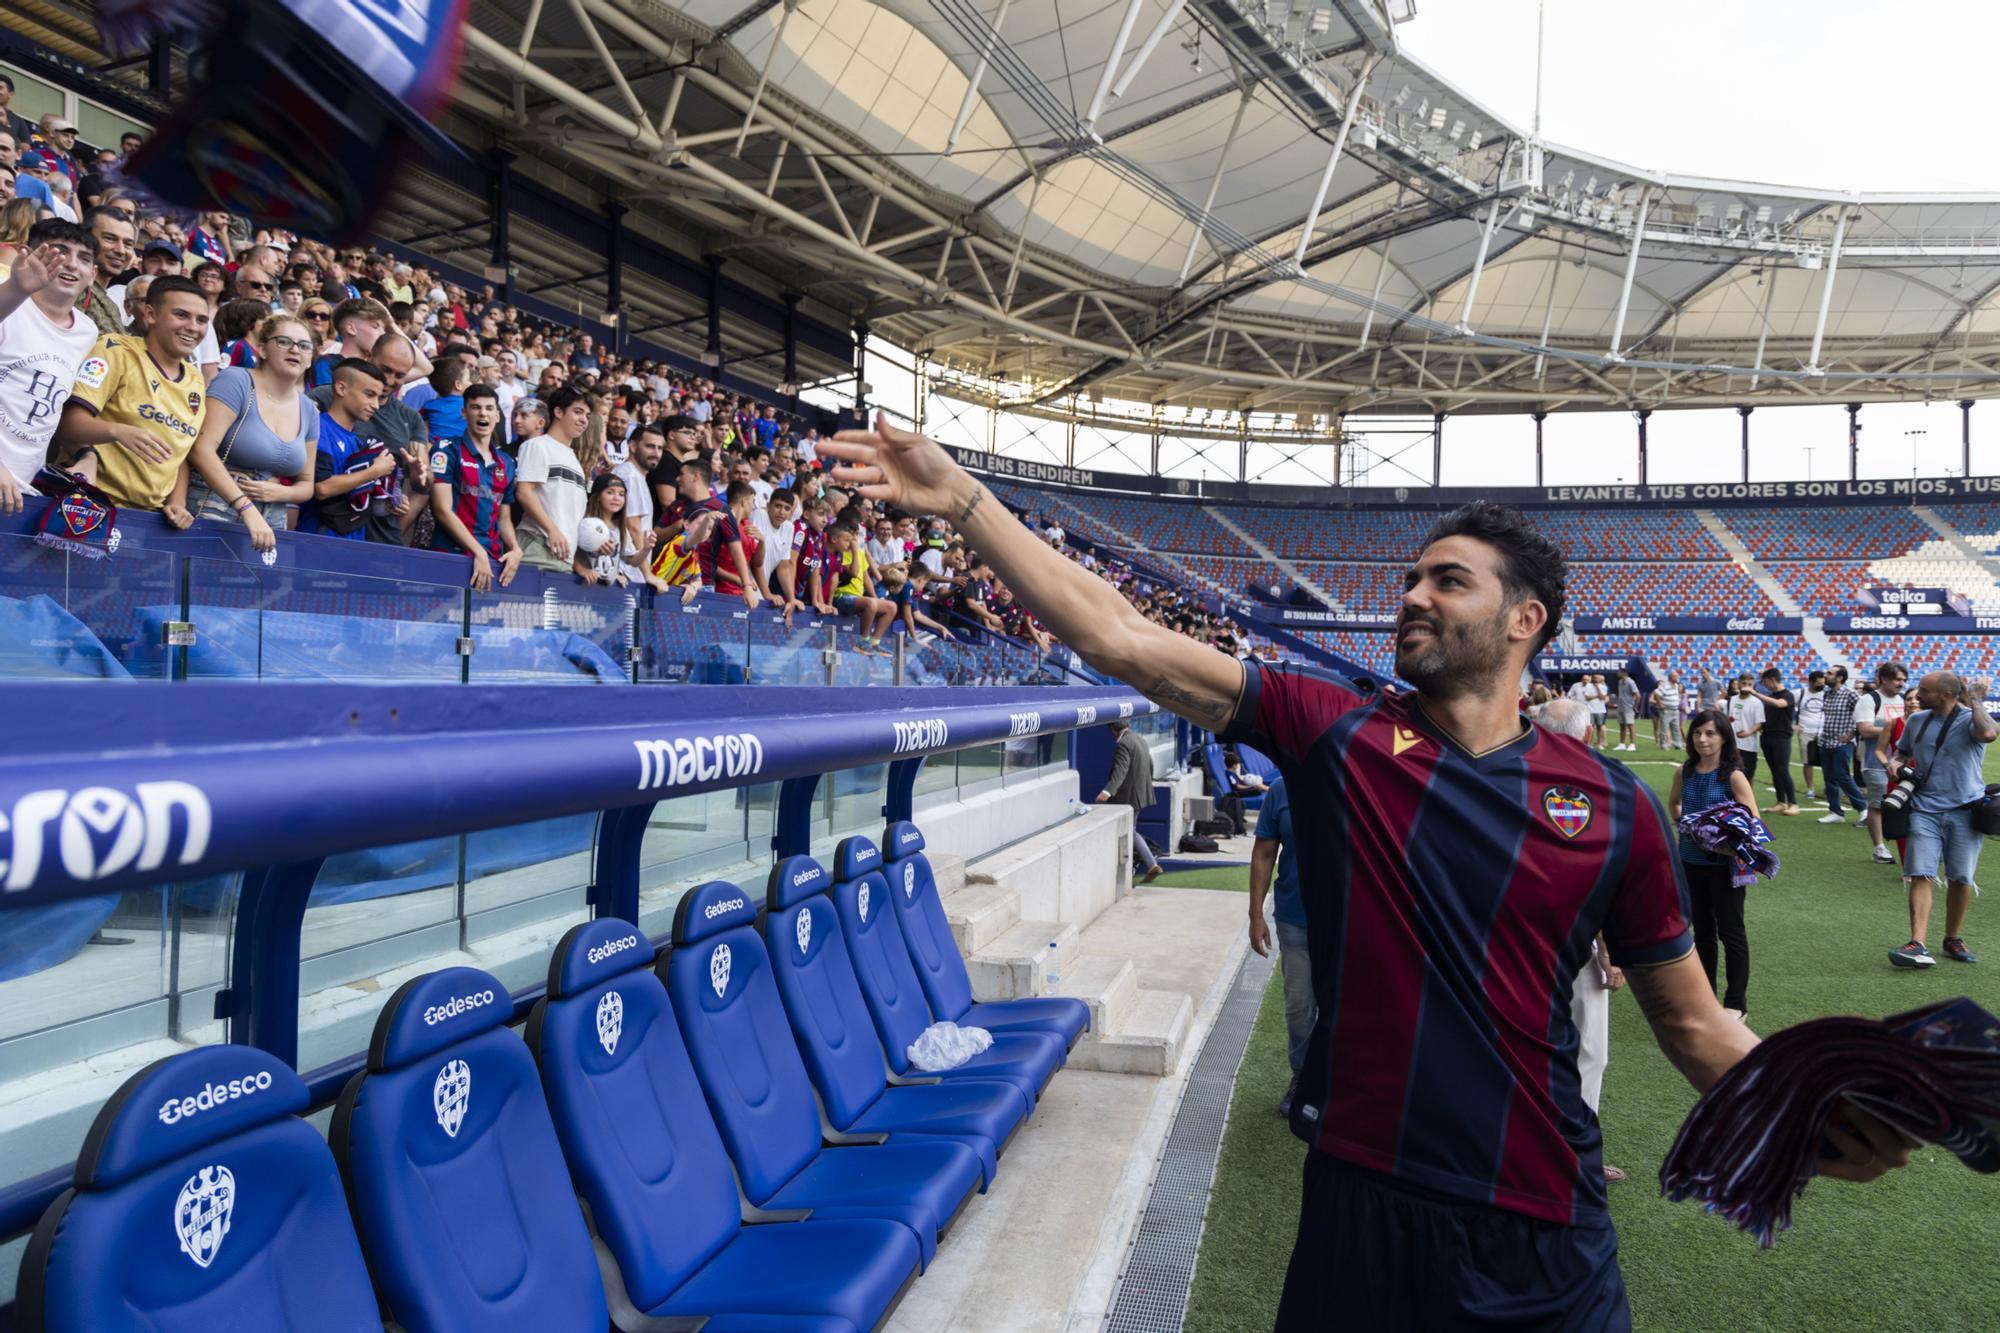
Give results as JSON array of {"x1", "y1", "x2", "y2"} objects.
[
  {"x1": 1067, "y1": 989, "x2": 1193, "y2": 1077},
  {"x1": 940, "y1": 880, "x2": 1020, "y2": 956},
  {"x1": 966, "y1": 920, "x2": 1080, "y2": 1000},
  {"x1": 1050, "y1": 955, "x2": 1138, "y2": 1035},
  {"x1": 964, "y1": 807, "x2": 1130, "y2": 929},
  {"x1": 928, "y1": 851, "x2": 967, "y2": 898}
]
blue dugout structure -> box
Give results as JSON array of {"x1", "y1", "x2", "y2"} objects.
[{"x1": 0, "y1": 678, "x2": 1160, "y2": 1270}]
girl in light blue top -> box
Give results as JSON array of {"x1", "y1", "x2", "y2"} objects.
[{"x1": 178, "y1": 314, "x2": 320, "y2": 550}]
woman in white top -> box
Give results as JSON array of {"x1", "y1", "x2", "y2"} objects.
[{"x1": 175, "y1": 314, "x2": 320, "y2": 551}]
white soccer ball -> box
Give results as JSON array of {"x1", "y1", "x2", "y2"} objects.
[{"x1": 577, "y1": 517, "x2": 617, "y2": 556}]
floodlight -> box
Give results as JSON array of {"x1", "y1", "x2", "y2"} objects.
[
  {"x1": 1558, "y1": 169, "x2": 1574, "y2": 190},
  {"x1": 1428, "y1": 105, "x2": 1447, "y2": 131},
  {"x1": 1447, "y1": 119, "x2": 1465, "y2": 141},
  {"x1": 1754, "y1": 205, "x2": 1772, "y2": 224},
  {"x1": 1466, "y1": 130, "x2": 1482, "y2": 151},
  {"x1": 1414, "y1": 97, "x2": 1429, "y2": 120},
  {"x1": 1309, "y1": 7, "x2": 1333, "y2": 33},
  {"x1": 1392, "y1": 85, "x2": 1411, "y2": 107},
  {"x1": 1583, "y1": 175, "x2": 1598, "y2": 196},
  {"x1": 1724, "y1": 203, "x2": 1744, "y2": 222}
]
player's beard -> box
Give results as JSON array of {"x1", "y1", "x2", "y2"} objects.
[{"x1": 1395, "y1": 608, "x2": 1511, "y2": 700}]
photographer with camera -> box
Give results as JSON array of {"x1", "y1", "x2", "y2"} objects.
[{"x1": 1885, "y1": 672, "x2": 1997, "y2": 969}]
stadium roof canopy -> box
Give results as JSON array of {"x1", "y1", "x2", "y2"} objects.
[{"x1": 34, "y1": 0, "x2": 2000, "y2": 415}]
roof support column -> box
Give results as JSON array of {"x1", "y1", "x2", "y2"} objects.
[
  {"x1": 1738, "y1": 405, "x2": 1752, "y2": 483},
  {"x1": 853, "y1": 322, "x2": 870, "y2": 413},
  {"x1": 604, "y1": 202, "x2": 626, "y2": 356},
  {"x1": 1432, "y1": 411, "x2": 1445, "y2": 486},
  {"x1": 949, "y1": 0, "x2": 1012, "y2": 151},
  {"x1": 1295, "y1": 53, "x2": 1383, "y2": 268},
  {"x1": 487, "y1": 148, "x2": 516, "y2": 305},
  {"x1": 1179, "y1": 87, "x2": 1255, "y2": 285},
  {"x1": 1607, "y1": 191, "x2": 1651, "y2": 359},
  {"x1": 1636, "y1": 407, "x2": 1651, "y2": 485},
  {"x1": 1533, "y1": 409, "x2": 1546, "y2": 486},
  {"x1": 1458, "y1": 197, "x2": 1504, "y2": 333},
  {"x1": 1358, "y1": 234, "x2": 1393, "y2": 347},
  {"x1": 782, "y1": 292, "x2": 800, "y2": 407},
  {"x1": 1534, "y1": 237, "x2": 1562, "y2": 382},
  {"x1": 1846, "y1": 402, "x2": 1860, "y2": 481},
  {"x1": 1086, "y1": 0, "x2": 1151, "y2": 130},
  {"x1": 1962, "y1": 398, "x2": 1975, "y2": 477},
  {"x1": 704, "y1": 254, "x2": 723, "y2": 370},
  {"x1": 1807, "y1": 208, "x2": 1851, "y2": 374},
  {"x1": 1749, "y1": 261, "x2": 1776, "y2": 390}
]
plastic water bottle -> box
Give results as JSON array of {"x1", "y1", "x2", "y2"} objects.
[{"x1": 1046, "y1": 941, "x2": 1060, "y2": 987}]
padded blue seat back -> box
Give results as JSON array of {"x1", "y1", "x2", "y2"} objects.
[
  {"x1": 664, "y1": 881, "x2": 822, "y2": 1205},
  {"x1": 18, "y1": 1046, "x2": 378, "y2": 1333},
  {"x1": 879, "y1": 822, "x2": 976, "y2": 1023},
  {"x1": 1204, "y1": 742, "x2": 1274, "y2": 800},
  {"x1": 764, "y1": 854, "x2": 895, "y2": 1130},
  {"x1": 332, "y1": 966, "x2": 608, "y2": 1333},
  {"x1": 831, "y1": 836, "x2": 933, "y2": 1074},
  {"x1": 526, "y1": 920, "x2": 741, "y2": 1313}
]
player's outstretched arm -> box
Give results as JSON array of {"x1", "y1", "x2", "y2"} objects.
[{"x1": 821, "y1": 414, "x2": 1246, "y2": 729}]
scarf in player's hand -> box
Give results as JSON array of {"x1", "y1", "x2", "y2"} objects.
[
  {"x1": 1660, "y1": 998, "x2": 2000, "y2": 1246},
  {"x1": 1677, "y1": 800, "x2": 1779, "y2": 887}
]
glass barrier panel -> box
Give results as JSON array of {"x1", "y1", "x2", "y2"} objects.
[
  {"x1": 1002, "y1": 732, "x2": 1046, "y2": 783},
  {"x1": 462, "y1": 813, "x2": 599, "y2": 923},
  {"x1": 469, "y1": 584, "x2": 630, "y2": 683},
  {"x1": 913, "y1": 750, "x2": 959, "y2": 804},
  {"x1": 183, "y1": 555, "x2": 465, "y2": 681},
  {"x1": 956, "y1": 741, "x2": 1005, "y2": 790},
  {"x1": 0, "y1": 531, "x2": 180, "y2": 679},
  {"x1": 746, "y1": 613, "x2": 830, "y2": 687},
  {"x1": 635, "y1": 596, "x2": 752, "y2": 684},
  {"x1": 830, "y1": 620, "x2": 897, "y2": 687},
  {"x1": 827, "y1": 762, "x2": 889, "y2": 836}
]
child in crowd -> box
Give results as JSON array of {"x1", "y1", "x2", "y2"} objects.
[
  {"x1": 828, "y1": 521, "x2": 897, "y2": 655},
  {"x1": 651, "y1": 507, "x2": 720, "y2": 605}
]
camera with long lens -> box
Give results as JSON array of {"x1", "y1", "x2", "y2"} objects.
[{"x1": 1881, "y1": 761, "x2": 1920, "y2": 815}]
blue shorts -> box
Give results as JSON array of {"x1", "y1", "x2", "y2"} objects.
[
  {"x1": 1277, "y1": 1152, "x2": 1629, "y2": 1331},
  {"x1": 1905, "y1": 805, "x2": 1984, "y2": 887},
  {"x1": 832, "y1": 593, "x2": 861, "y2": 614}
]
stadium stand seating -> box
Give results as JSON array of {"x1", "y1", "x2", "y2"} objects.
[
  {"x1": 665, "y1": 880, "x2": 985, "y2": 1268},
  {"x1": 331, "y1": 966, "x2": 610, "y2": 1332},
  {"x1": 828, "y1": 837, "x2": 1066, "y2": 1108},
  {"x1": 527, "y1": 919, "x2": 924, "y2": 1330},
  {"x1": 18, "y1": 1047, "x2": 380, "y2": 1333},
  {"x1": 1824, "y1": 635, "x2": 2000, "y2": 678},
  {"x1": 881, "y1": 822, "x2": 1091, "y2": 1049},
  {"x1": 1725, "y1": 506, "x2": 1936, "y2": 559},
  {"x1": 1930, "y1": 501, "x2": 2000, "y2": 552},
  {"x1": 763, "y1": 854, "x2": 1023, "y2": 1185}
]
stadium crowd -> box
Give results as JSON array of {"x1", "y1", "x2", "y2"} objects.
[{"x1": 0, "y1": 134, "x2": 1286, "y2": 664}]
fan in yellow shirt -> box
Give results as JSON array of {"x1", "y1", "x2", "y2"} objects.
[{"x1": 51, "y1": 274, "x2": 210, "y2": 519}]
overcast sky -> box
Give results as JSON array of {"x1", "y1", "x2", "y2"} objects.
[{"x1": 1400, "y1": 0, "x2": 2000, "y2": 193}]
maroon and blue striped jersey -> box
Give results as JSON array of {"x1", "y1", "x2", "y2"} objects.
[
  {"x1": 1224, "y1": 660, "x2": 1693, "y2": 1226},
  {"x1": 428, "y1": 437, "x2": 514, "y2": 559}
]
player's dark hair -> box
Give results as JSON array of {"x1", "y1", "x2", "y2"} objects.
[
  {"x1": 463, "y1": 383, "x2": 499, "y2": 407},
  {"x1": 1420, "y1": 501, "x2": 1567, "y2": 655},
  {"x1": 1680, "y1": 708, "x2": 1742, "y2": 780}
]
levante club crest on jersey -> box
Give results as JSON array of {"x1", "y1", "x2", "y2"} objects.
[{"x1": 1542, "y1": 786, "x2": 1593, "y2": 839}]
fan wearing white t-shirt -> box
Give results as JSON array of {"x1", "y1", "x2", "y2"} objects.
[
  {"x1": 612, "y1": 425, "x2": 662, "y2": 564},
  {"x1": 0, "y1": 223, "x2": 102, "y2": 512},
  {"x1": 514, "y1": 386, "x2": 593, "y2": 572},
  {"x1": 750, "y1": 490, "x2": 802, "y2": 612}
]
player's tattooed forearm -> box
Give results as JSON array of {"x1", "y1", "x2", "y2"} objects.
[
  {"x1": 1146, "y1": 675, "x2": 1234, "y2": 727},
  {"x1": 955, "y1": 486, "x2": 984, "y2": 527},
  {"x1": 1625, "y1": 968, "x2": 1675, "y2": 1024}
]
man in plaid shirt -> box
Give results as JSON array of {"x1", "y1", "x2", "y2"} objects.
[{"x1": 1814, "y1": 665, "x2": 1870, "y2": 823}]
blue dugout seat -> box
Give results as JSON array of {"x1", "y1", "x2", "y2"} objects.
[
  {"x1": 17, "y1": 1046, "x2": 378, "y2": 1333},
  {"x1": 1202, "y1": 742, "x2": 1276, "y2": 817},
  {"x1": 526, "y1": 919, "x2": 922, "y2": 1332},
  {"x1": 830, "y1": 837, "x2": 1064, "y2": 1107},
  {"x1": 880, "y1": 822, "x2": 1089, "y2": 1049},
  {"x1": 664, "y1": 881, "x2": 984, "y2": 1267},
  {"x1": 331, "y1": 966, "x2": 609, "y2": 1333},
  {"x1": 764, "y1": 855, "x2": 1030, "y2": 1185}
]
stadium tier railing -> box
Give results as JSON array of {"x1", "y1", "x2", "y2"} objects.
[{"x1": 0, "y1": 678, "x2": 1165, "y2": 1282}]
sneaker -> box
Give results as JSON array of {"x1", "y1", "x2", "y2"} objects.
[
  {"x1": 1803, "y1": 789, "x2": 1818, "y2": 801},
  {"x1": 1603, "y1": 1164, "x2": 1627, "y2": 1183},
  {"x1": 1817, "y1": 813, "x2": 1846, "y2": 824},
  {"x1": 1888, "y1": 941, "x2": 1937, "y2": 968},
  {"x1": 1943, "y1": 937, "x2": 1979, "y2": 964},
  {"x1": 1873, "y1": 847, "x2": 1896, "y2": 864},
  {"x1": 1278, "y1": 1073, "x2": 1300, "y2": 1118}
]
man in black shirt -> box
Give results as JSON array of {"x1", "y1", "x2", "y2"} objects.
[{"x1": 1752, "y1": 666, "x2": 1799, "y2": 815}]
